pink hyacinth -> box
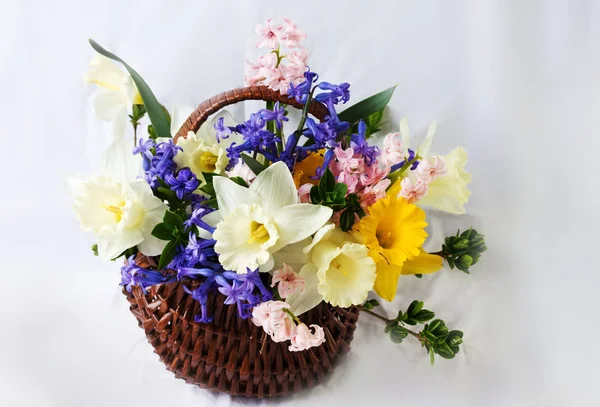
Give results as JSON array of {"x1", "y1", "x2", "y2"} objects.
[
  {"x1": 359, "y1": 162, "x2": 390, "y2": 187},
  {"x1": 288, "y1": 47, "x2": 309, "y2": 66},
  {"x1": 381, "y1": 132, "x2": 405, "y2": 166},
  {"x1": 255, "y1": 18, "x2": 285, "y2": 49},
  {"x1": 298, "y1": 183, "x2": 312, "y2": 203},
  {"x1": 334, "y1": 146, "x2": 365, "y2": 173},
  {"x1": 226, "y1": 161, "x2": 256, "y2": 184},
  {"x1": 260, "y1": 64, "x2": 295, "y2": 94},
  {"x1": 416, "y1": 155, "x2": 447, "y2": 183},
  {"x1": 271, "y1": 264, "x2": 306, "y2": 299},
  {"x1": 281, "y1": 18, "x2": 307, "y2": 48},
  {"x1": 289, "y1": 323, "x2": 326, "y2": 352},
  {"x1": 337, "y1": 171, "x2": 359, "y2": 194},
  {"x1": 251, "y1": 300, "x2": 296, "y2": 343},
  {"x1": 399, "y1": 177, "x2": 428, "y2": 203},
  {"x1": 244, "y1": 53, "x2": 277, "y2": 86},
  {"x1": 359, "y1": 179, "x2": 391, "y2": 209}
]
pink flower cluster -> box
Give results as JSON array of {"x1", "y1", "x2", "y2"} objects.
[
  {"x1": 271, "y1": 263, "x2": 305, "y2": 298},
  {"x1": 246, "y1": 18, "x2": 308, "y2": 94},
  {"x1": 330, "y1": 146, "x2": 391, "y2": 209},
  {"x1": 251, "y1": 300, "x2": 325, "y2": 352},
  {"x1": 378, "y1": 131, "x2": 449, "y2": 204}
]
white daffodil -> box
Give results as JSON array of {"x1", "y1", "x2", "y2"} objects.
[
  {"x1": 285, "y1": 224, "x2": 376, "y2": 313},
  {"x1": 173, "y1": 109, "x2": 240, "y2": 183},
  {"x1": 84, "y1": 53, "x2": 142, "y2": 123},
  {"x1": 71, "y1": 175, "x2": 167, "y2": 260},
  {"x1": 398, "y1": 116, "x2": 437, "y2": 157},
  {"x1": 208, "y1": 161, "x2": 332, "y2": 274},
  {"x1": 100, "y1": 115, "x2": 143, "y2": 182},
  {"x1": 418, "y1": 147, "x2": 471, "y2": 214}
]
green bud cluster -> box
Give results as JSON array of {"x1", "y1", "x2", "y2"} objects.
[{"x1": 440, "y1": 228, "x2": 487, "y2": 273}]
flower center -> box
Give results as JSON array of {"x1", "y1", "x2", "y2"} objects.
[
  {"x1": 376, "y1": 230, "x2": 393, "y2": 248},
  {"x1": 247, "y1": 221, "x2": 270, "y2": 244},
  {"x1": 195, "y1": 151, "x2": 218, "y2": 173},
  {"x1": 103, "y1": 201, "x2": 125, "y2": 222}
]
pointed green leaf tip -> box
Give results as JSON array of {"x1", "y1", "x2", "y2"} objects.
[
  {"x1": 337, "y1": 85, "x2": 397, "y2": 124},
  {"x1": 88, "y1": 39, "x2": 171, "y2": 140}
]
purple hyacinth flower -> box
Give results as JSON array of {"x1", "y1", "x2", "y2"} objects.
[
  {"x1": 258, "y1": 101, "x2": 289, "y2": 130},
  {"x1": 213, "y1": 117, "x2": 233, "y2": 143},
  {"x1": 165, "y1": 168, "x2": 200, "y2": 199}
]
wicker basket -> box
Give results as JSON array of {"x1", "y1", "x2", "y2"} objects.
[{"x1": 123, "y1": 87, "x2": 360, "y2": 398}]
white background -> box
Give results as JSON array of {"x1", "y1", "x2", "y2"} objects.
[{"x1": 1, "y1": 0, "x2": 599, "y2": 406}]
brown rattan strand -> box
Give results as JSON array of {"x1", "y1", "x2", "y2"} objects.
[
  {"x1": 173, "y1": 85, "x2": 330, "y2": 141},
  {"x1": 125, "y1": 88, "x2": 359, "y2": 398}
]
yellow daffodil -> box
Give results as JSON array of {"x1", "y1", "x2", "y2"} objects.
[{"x1": 354, "y1": 193, "x2": 428, "y2": 266}]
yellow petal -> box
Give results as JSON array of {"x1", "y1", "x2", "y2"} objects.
[
  {"x1": 373, "y1": 261, "x2": 404, "y2": 302},
  {"x1": 401, "y1": 250, "x2": 443, "y2": 275}
]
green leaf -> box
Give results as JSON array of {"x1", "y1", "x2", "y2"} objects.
[
  {"x1": 319, "y1": 168, "x2": 335, "y2": 196},
  {"x1": 241, "y1": 154, "x2": 267, "y2": 175},
  {"x1": 204, "y1": 197, "x2": 218, "y2": 209},
  {"x1": 202, "y1": 172, "x2": 216, "y2": 184},
  {"x1": 91, "y1": 243, "x2": 98, "y2": 256},
  {"x1": 338, "y1": 86, "x2": 396, "y2": 124},
  {"x1": 413, "y1": 310, "x2": 435, "y2": 323},
  {"x1": 89, "y1": 39, "x2": 171, "y2": 139},
  {"x1": 230, "y1": 176, "x2": 248, "y2": 187},
  {"x1": 414, "y1": 274, "x2": 423, "y2": 278},
  {"x1": 151, "y1": 223, "x2": 173, "y2": 241},
  {"x1": 310, "y1": 185, "x2": 322, "y2": 204},
  {"x1": 339, "y1": 209, "x2": 355, "y2": 232},
  {"x1": 407, "y1": 300, "x2": 424, "y2": 317},
  {"x1": 157, "y1": 187, "x2": 177, "y2": 199},
  {"x1": 163, "y1": 210, "x2": 184, "y2": 231},
  {"x1": 362, "y1": 299, "x2": 380, "y2": 310},
  {"x1": 429, "y1": 347, "x2": 435, "y2": 365},
  {"x1": 333, "y1": 182, "x2": 348, "y2": 199},
  {"x1": 199, "y1": 183, "x2": 215, "y2": 196},
  {"x1": 389, "y1": 325, "x2": 408, "y2": 344},
  {"x1": 157, "y1": 239, "x2": 178, "y2": 271}
]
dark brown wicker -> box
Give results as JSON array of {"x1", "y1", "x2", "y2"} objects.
[{"x1": 124, "y1": 87, "x2": 360, "y2": 398}]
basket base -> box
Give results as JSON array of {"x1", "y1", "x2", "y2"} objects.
[{"x1": 124, "y1": 280, "x2": 359, "y2": 398}]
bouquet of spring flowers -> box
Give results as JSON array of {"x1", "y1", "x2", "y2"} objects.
[{"x1": 70, "y1": 18, "x2": 487, "y2": 397}]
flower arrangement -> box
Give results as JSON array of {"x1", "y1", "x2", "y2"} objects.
[{"x1": 71, "y1": 18, "x2": 487, "y2": 394}]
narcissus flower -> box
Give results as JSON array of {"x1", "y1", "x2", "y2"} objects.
[
  {"x1": 210, "y1": 162, "x2": 332, "y2": 273},
  {"x1": 71, "y1": 175, "x2": 167, "y2": 260},
  {"x1": 354, "y1": 192, "x2": 428, "y2": 266}
]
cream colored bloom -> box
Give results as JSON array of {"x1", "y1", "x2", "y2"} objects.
[
  {"x1": 417, "y1": 147, "x2": 471, "y2": 214},
  {"x1": 173, "y1": 110, "x2": 239, "y2": 183},
  {"x1": 84, "y1": 53, "x2": 142, "y2": 123},
  {"x1": 210, "y1": 162, "x2": 332, "y2": 273},
  {"x1": 71, "y1": 175, "x2": 167, "y2": 260},
  {"x1": 287, "y1": 224, "x2": 376, "y2": 311}
]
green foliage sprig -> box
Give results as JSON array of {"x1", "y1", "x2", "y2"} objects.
[
  {"x1": 360, "y1": 300, "x2": 463, "y2": 365},
  {"x1": 151, "y1": 209, "x2": 189, "y2": 270},
  {"x1": 439, "y1": 228, "x2": 487, "y2": 273}
]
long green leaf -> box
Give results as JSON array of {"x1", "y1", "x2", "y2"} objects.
[
  {"x1": 88, "y1": 39, "x2": 171, "y2": 139},
  {"x1": 338, "y1": 85, "x2": 397, "y2": 124},
  {"x1": 241, "y1": 154, "x2": 267, "y2": 176}
]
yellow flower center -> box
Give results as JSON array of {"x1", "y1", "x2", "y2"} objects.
[
  {"x1": 103, "y1": 201, "x2": 125, "y2": 222},
  {"x1": 247, "y1": 222, "x2": 270, "y2": 244},
  {"x1": 376, "y1": 229, "x2": 393, "y2": 248},
  {"x1": 194, "y1": 151, "x2": 218, "y2": 173}
]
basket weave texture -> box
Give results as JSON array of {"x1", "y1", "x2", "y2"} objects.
[{"x1": 124, "y1": 87, "x2": 360, "y2": 397}]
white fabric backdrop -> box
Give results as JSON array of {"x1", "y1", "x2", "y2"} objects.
[{"x1": 1, "y1": 0, "x2": 599, "y2": 405}]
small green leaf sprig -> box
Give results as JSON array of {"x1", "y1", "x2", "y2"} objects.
[
  {"x1": 359, "y1": 300, "x2": 463, "y2": 365},
  {"x1": 438, "y1": 228, "x2": 487, "y2": 273},
  {"x1": 309, "y1": 169, "x2": 365, "y2": 232}
]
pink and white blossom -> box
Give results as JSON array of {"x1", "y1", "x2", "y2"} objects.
[
  {"x1": 251, "y1": 300, "x2": 296, "y2": 342},
  {"x1": 289, "y1": 323, "x2": 325, "y2": 352},
  {"x1": 260, "y1": 65, "x2": 294, "y2": 94},
  {"x1": 334, "y1": 147, "x2": 365, "y2": 173},
  {"x1": 226, "y1": 161, "x2": 256, "y2": 184},
  {"x1": 359, "y1": 163, "x2": 390, "y2": 187},
  {"x1": 399, "y1": 177, "x2": 428, "y2": 203},
  {"x1": 255, "y1": 18, "x2": 285, "y2": 49},
  {"x1": 281, "y1": 18, "x2": 307, "y2": 48},
  {"x1": 381, "y1": 132, "x2": 406, "y2": 166},
  {"x1": 271, "y1": 263, "x2": 306, "y2": 298},
  {"x1": 337, "y1": 171, "x2": 359, "y2": 194},
  {"x1": 298, "y1": 183, "x2": 312, "y2": 203},
  {"x1": 359, "y1": 179, "x2": 391, "y2": 209},
  {"x1": 288, "y1": 47, "x2": 309, "y2": 66},
  {"x1": 416, "y1": 155, "x2": 447, "y2": 183},
  {"x1": 244, "y1": 53, "x2": 277, "y2": 86}
]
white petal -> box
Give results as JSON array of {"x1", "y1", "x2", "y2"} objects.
[
  {"x1": 101, "y1": 137, "x2": 143, "y2": 182},
  {"x1": 418, "y1": 120, "x2": 437, "y2": 157},
  {"x1": 197, "y1": 210, "x2": 222, "y2": 239},
  {"x1": 302, "y1": 223, "x2": 335, "y2": 254},
  {"x1": 97, "y1": 227, "x2": 143, "y2": 260},
  {"x1": 249, "y1": 161, "x2": 298, "y2": 213},
  {"x1": 272, "y1": 238, "x2": 310, "y2": 272},
  {"x1": 258, "y1": 255, "x2": 275, "y2": 273},
  {"x1": 213, "y1": 176, "x2": 259, "y2": 217},
  {"x1": 92, "y1": 90, "x2": 127, "y2": 121},
  {"x1": 170, "y1": 104, "x2": 195, "y2": 136},
  {"x1": 273, "y1": 204, "x2": 333, "y2": 247},
  {"x1": 399, "y1": 117, "x2": 411, "y2": 150},
  {"x1": 198, "y1": 110, "x2": 236, "y2": 146},
  {"x1": 287, "y1": 263, "x2": 323, "y2": 316}
]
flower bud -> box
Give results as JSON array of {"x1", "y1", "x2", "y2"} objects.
[
  {"x1": 451, "y1": 238, "x2": 470, "y2": 250},
  {"x1": 456, "y1": 254, "x2": 473, "y2": 271}
]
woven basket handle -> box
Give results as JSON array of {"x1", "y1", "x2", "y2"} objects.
[{"x1": 174, "y1": 85, "x2": 329, "y2": 141}]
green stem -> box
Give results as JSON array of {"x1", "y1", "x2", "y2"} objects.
[
  {"x1": 357, "y1": 306, "x2": 420, "y2": 338},
  {"x1": 133, "y1": 124, "x2": 138, "y2": 147},
  {"x1": 283, "y1": 308, "x2": 302, "y2": 325},
  {"x1": 387, "y1": 155, "x2": 421, "y2": 191}
]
